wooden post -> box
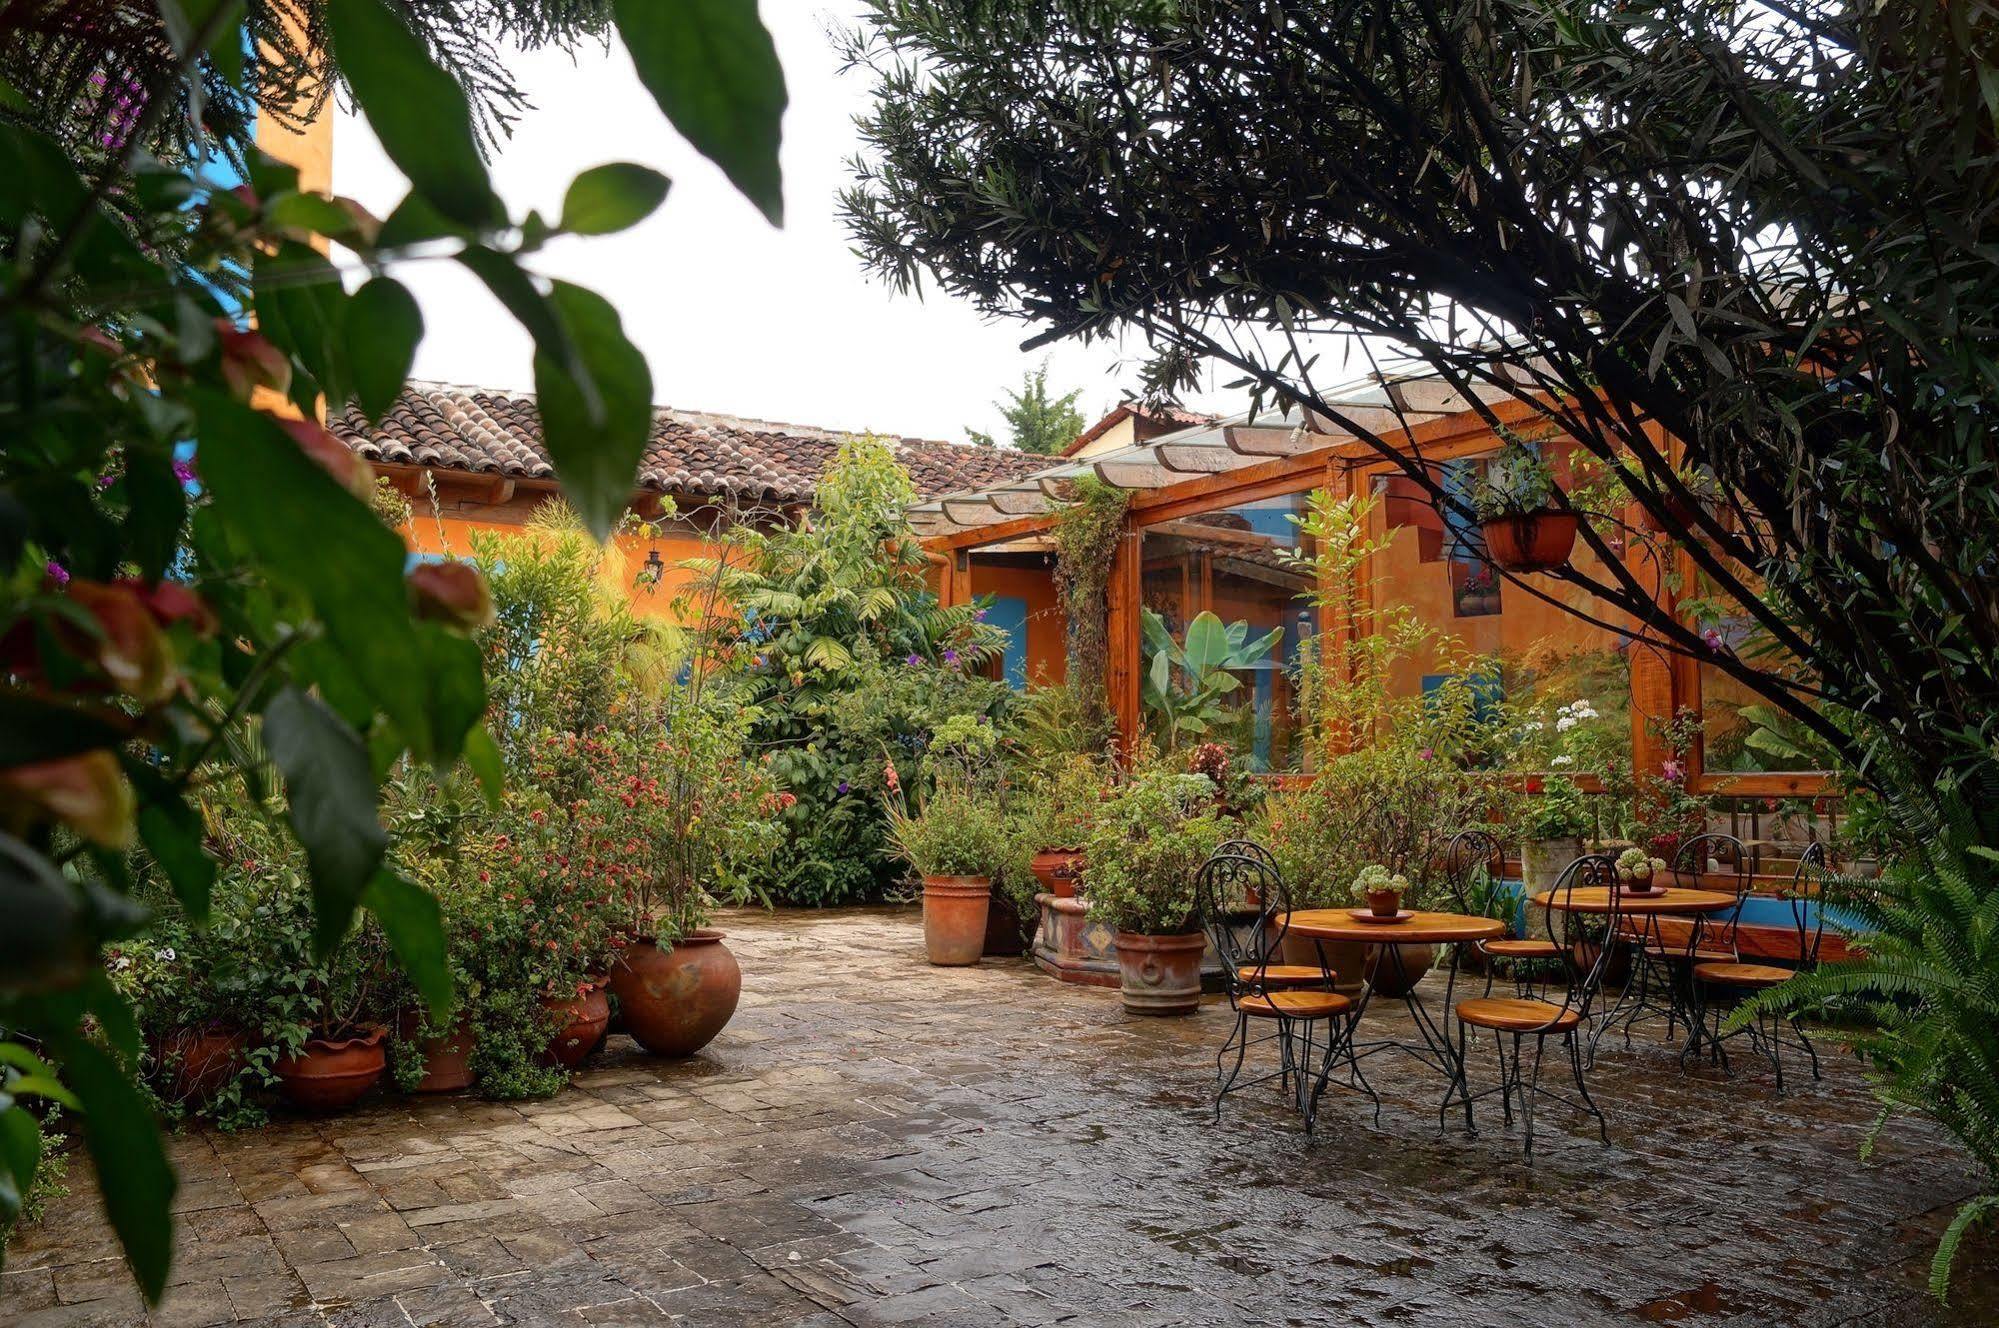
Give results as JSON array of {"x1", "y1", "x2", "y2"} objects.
[{"x1": 1105, "y1": 524, "x2": 1143, "y2": 757}]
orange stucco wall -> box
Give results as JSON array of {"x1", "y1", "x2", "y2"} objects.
[{"x1": 968, "y1": 560, "x2": 1066, "y2": 686}]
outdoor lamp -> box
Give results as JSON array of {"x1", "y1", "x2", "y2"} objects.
[{"x1": 642, "y1": 548, "x2": 665, "y2": 592}]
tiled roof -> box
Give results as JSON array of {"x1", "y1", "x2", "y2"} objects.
[
  {"x1": 1061, "y1": 400, "x2": 1221, "y2": 456},
  {"x1": 329, "y1": 383, "x2": 1046, "y2": 506}
]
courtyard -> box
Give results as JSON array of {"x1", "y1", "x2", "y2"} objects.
[{"x1": 6, "y1": 909, "x2": 1991, "y2": 1328}]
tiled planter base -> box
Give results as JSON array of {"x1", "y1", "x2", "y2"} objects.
[{"x1": 1032, "y1": 894, "x2": 1226, "y2": 990}]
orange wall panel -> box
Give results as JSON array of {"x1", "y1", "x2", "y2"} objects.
[{"x1": 968, "y1": 562, "x2": 1066, "y2": 687}]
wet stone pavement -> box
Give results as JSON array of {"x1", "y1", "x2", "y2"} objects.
[{"x1": 7, "y1": 907, "x2": 1998, "y2": 1327}]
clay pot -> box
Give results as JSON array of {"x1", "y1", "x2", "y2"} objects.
[
  {"x1": 273, "y1": 1027, "x2": 386, "y2": 1112},
  {"x1": 1112, "y1": 931, "x2": 1207, "y2": 1016},
  {"x1": 1030, "y1": 850, "x2": 1084, "y2": 900},
  {"x1": 398, "y1": 1013, "x2": 476, "y2": 1093},
  {"x1": 542, "y1": 982, "x2": 611, "y2": 1068},
  {"x1": 1480, "y1": 511, "x2": 1580, "y2": 572},
  {"x1": 1281, "y1": 930, "x2": 1365, "y2": 996},
  {"x1": 983, "y1": 891, "x2": 1029, "y2": 957},
  {"x1": 610, "y1": 931, "x2": 743, "y2": 1057},
  {"x1": 921, "y1": 876, "x2": 992, "y2": 967},
  {"x1": 1365, "y1": 888, "x2": 1403, "y2": 918},
  {"x1": 160, "y1": 1022, "x2": 249, "y2": 1108},
  {"x1": 1364, "y1": 943, "x2": 1437, "y2": 998}
]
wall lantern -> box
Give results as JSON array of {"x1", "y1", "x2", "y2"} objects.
[{"x1": 641, "y1": 548, "x2": 665, "y2": 593}]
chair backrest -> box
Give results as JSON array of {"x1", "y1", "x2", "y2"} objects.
[
  {"x1": 1787, "y1": 840, "x2": 1830, "y2": 967},
  {"x1": 1672, "y1": 831, "x2": 1750, "y2": 958},
  {"x1": 1195, "y1": 841, "x2": 1292, "y2": 1003},
  {"x1": 1535, "y1": 853, "x2": 1621, "y2": 1022},
  {"x1": 1442, "y1": 828, "x2": 1503, "y2": 917}
]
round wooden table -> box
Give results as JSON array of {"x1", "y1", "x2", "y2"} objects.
[
  {"x1": 1531, "y1": 885, "x2": 1740, "y2": 1063},
  {"x1": 1279, "y1": 910, "x2": 1506, "y2": 1133}
]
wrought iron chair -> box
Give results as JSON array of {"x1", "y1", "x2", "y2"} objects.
[
  {"x1": 1442, "y1": 828, "x2": 1555, "y2": 993},
  {"x1": 1618, "y1": 832, "x2": 1750, "y2": 1045},
  {"x1": 1195, "y1": 842, "x2": 1372, "y2": 1134},
  {"x1": 1684, "y1": 841, "x2": 1829, "y2": 1091},
  {"x1": 1451, "y1": 853, "x2": 1617, "y2": 1156}
]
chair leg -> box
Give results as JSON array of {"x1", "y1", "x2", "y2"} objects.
[
  {"x1": 1522, "y1": 1036, "x2": 1547, "y2": 1159},
  {"x1": 1567, "y1": 1029, "x2": 1609, "y2": 1145},
  {"x1": 1494, "y1": 1032, "x2": 1516, "y2": 1126},
  {"x1": 1763, "y1": 1009, "x2": 1786, "y2": 1096},
  {"x1": 1215, "y1": 1012, "x2": 1249, "y2": 1123},
  {"x1": 1791, "y1": 1014, "x2": 1822, "y2": 1082}
]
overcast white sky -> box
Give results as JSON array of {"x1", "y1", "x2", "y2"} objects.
[{"x1": 331, "y1": 4, "x2": 1231, "y2": 447}]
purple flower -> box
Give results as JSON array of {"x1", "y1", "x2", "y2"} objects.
[
  {"x1": 943, "y1": 649, "x2": 959, "y2": 665},
  {"x1": 905, "y1": 653, "x2": 922, "y2": 666},
  {"x1": 44, "y1": 560, "x2": 69, "y2": 588},
  {"x1": 96, "y1": 473, "x2": 117, "y2": 490},
  {"x1": 1418, "y1": 747, "x2": 1434, "y2": 761},
  {"x1": 1701, "y1": 627, "x2": 1726, "y2": 653},
  {"x1": 1661, "y1": 759, "x2": 1686, "y2": 783},
  {"x1": 173, "y1": 458, "x2": 197, "y2": 485},
  {"x1": 837, "y1": 781, "x2": 850, "y2": 795},
  {"x1": 973, "y1": 607, "x2": 987, "y2": 621}
]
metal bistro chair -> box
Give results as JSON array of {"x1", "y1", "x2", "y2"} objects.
[
  {"x1": 1684, "y1": 841, "x2": 1830, "y2": 1092},
  {"x1": 1620, "y1": 832, "x2": 1750, "y2": 1046},
  {"x1": 1452, "y1": 854, "x2": 1618, "y2": 1157},
  {"x1": 1195, "y1": 843, "x2": 1372, "y2": 1135},
  {"x1": 1443, "y1": 829, "x2": 1557, "y2": 994}
]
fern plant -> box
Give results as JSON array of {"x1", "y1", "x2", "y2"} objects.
[{"x1": 1729, "y1": 780, "x2": 1999, "y2": 1299}]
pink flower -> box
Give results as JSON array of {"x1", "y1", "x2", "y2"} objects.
[
  {"x1": 1701, "y1": 627, "x2": 1726, "y2": 653},
  {"x1": 1661, "y1": 759, "x2": 1685, "y2": 783},
  {"x1": 1418, "y1": 747, "x2": 1434, "y2": 761},
  {"x1": 884, "y1": 760, "x2": 901, "y2": 793}
]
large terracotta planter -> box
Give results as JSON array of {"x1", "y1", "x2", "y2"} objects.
[
  {"x1": 1030, "y1": 850, "x2": 1083, "y2": 899},
  {"x1": 921, "y1": 876, "x2": 992, "y2": 967},
  {"x1": 1364, "y1": 943, "x2": 1437, "y2": 998},
  {"x1": 542, "y1": 982, "x2": 611, "y2": 1068},
  {"x1": 1281, "y1": 930, "x2": 1365, "y2": 997},
  {"x1": 983, "y1": 890, "x2": 1029, "y2": 957},
  {"x1": 1480, "y1": 511, "x2": 1579, "y2": 572},
  {"x1": 160, "y1": 1022, "x2": 249, "y2": 1108},
  {"x1": 610, "y1": 931, "x2": 743, "y2": 1057},
  {"x1": 1113, "y1": 931, "x2": 1207, "y2": 1016},
  {"x1": 274, "y1": 1027, "x2": 386, "y2": 1112},
  {"x1": 399, "y1": 1013, "x2": 476, "y2": 1093}
]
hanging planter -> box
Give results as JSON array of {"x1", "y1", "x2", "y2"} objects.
[{"x1": 1479, "y1": 510, "x2": 1580, "y2": 573}]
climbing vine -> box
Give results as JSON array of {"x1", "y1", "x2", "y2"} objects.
[{"x1": 1051, "y1": 474, "x2": 1129, "y2": 744}]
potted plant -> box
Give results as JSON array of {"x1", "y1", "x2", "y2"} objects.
[
  {"x1": 247, "y1": 881, "x2": 393, "y2": 1113},
  {"x1": 1081, "y1": 764, "x2": 1231, "y2": 1015},
  {"x1": 889, "y1": 781, "x2": 1009, "y2": 966},
  {"x1": 1614, "y1": 846, "x2": 1667, "y2": 892},
  {"x1": 1353, "y1": 864, "x2": 1409, "y2": 917},
  {"x1": 1473, "y1": 441, "x2": 1578, "y2": 572},
  {"x1": 593, "y1": 701, "x2": 782, "y2": 1057},
  {"x1": 1514, "y1": 774, "x2": 1593, "y2": 891}
]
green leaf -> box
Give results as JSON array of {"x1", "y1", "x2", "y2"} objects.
[
  {"x1": 325, "y1": 0, "x2": 503, "y2": 229},
  {"x1": 560, "y1": 163, "x2": 672, "y2": 235},
  {"x1": 1182, "y1": 611, "x2": 1230, "y2": 677},
  {"x1": 122, "y1": 447, "x2": 188, "y2": 583},
  {"x1": 614, "y1": 0, "x2": 787, "y2": 225},
  {"x1": 463, "y1": 723, "x2": 504, "y2": 811},
  {"x1": 344, "y1": 276, "x2": 423, "y2": 423},
  {"x1": 532, "y1": 281, "x2": 655, "y2": 539},
  {"x1": 132, "y1": 777, "x2": 216, "y2": 923},
  {"x1": 0, "y1": 832, "x2": 90, "y2": 989},
  {"x1": 0, "y1": 1102, "x2": 43, "y2": 1199},
  {"x1": 262, "y1": 686, "x2": 387, "y2": 957},
  {"x1": 48, "y1": 1034, "x2": 177, "y2": 1304},
  {"x1": 0, "y1": 692, "x2": 130, "y2": 766},
  {"x1": 363, "y1": 871, "x2": 452, "y2": 1018}
]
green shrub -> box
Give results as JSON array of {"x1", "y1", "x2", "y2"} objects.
[{"x1": 1081, "y1": 764, "x2": 1230, "y2": 936}]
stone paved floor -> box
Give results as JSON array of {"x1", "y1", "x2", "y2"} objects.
[{"x1": 7, "y1": 907, "x2": 1998, "y2": 1327}]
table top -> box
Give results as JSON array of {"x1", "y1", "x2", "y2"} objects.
[
  {"x1": 1530, "y1": 886, "x2": 1738, "y2": 916},
  {"x1": 1280, "y1": 909, "x2": 1507, "y2": 944}
]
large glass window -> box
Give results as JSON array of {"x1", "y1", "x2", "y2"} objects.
[{"x1": 1138, "y1": 494, "x2": 1317, "y2": 771}]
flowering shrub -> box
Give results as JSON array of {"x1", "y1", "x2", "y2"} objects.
[{"x1": 1082, "y1": 762, "x2": 1231, "y2": 935}]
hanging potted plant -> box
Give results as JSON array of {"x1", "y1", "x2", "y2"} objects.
[
  {"x1": 1081, "y1": 763, "x2": 1231, "y2": 1015},
  {"x1": 1473, "y1": 442, "x2": 1579, "y2": 572}
]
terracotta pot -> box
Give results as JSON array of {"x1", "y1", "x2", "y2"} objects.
[
  {"x1": 542, "y1": 981, "x2": 611, "y2": 1068},
  {"x1": 398, "y1": 1013, "x2": 476, "y2": 1093},
  {"x1": 1281, "y1": 930, "x2": 1365, "y2": 996},
  {"x1": 1030, "y1": 850, "x2": 1084, "y2": 900},
  {"x1": 610, "y1": 932, "x2": 743, "y2": 1057},
  {"x1": 160, "y1": 1023, "x2": 249, "y2": 1108},
  {"x1": 983, "y1": 890, "x2": 1029, "y2": 957},
  {"x1": 1112, "y1": 931, "x2": 1207, "y2": 1016},
  {"x1": 921, "y1": 876, "x2": 992, "y2": 967},
  {"x1": 1480, "y1": 511, "x2": 1580, "y2": 572},
  {"x1": 1365, "y1": 888, "x2": 1403, "y2": 918},
  {"x1": 1364, "y1": 943, "x2": 1437, "y2": 998},
  {"x1": 273, "y1": 1027, "x2": 386, "y2": 1112}
]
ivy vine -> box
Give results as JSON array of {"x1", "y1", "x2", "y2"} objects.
[{"x1": 1051, "y1": 474, "x2": 1130, "y2": 743}]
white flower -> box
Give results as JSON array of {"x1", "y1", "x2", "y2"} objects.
[
  {"x1": 1551, "y1": 754, "x2": 1575, "y2": 766},
  {"x1": 112, "y1": 956, "x2": 132, "y2": 971},
  {"x1": 1555, "y1": 716, "x2": 1577, "y2": 732},
  {"x1": 1525, "y1": 720, "x2": 1546, "y2": 732},
  {"x1": 155, "y1": 947, "x2": 176, "y2": 962}
]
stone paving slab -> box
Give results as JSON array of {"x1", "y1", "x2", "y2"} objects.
[{"x1": 7, "y1": 906, "x2": 1997, "y2": 1326}]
